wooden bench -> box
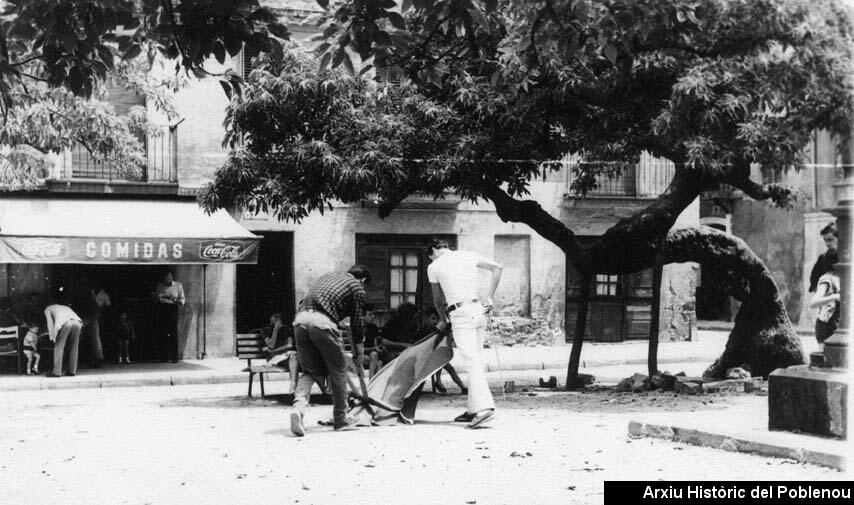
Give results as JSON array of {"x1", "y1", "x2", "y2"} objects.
[{"x1": 236, "y1": 333, "x2": 287, "y2": 398}]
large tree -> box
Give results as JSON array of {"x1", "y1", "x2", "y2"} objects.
[
  {"x1": 201, "y1": 0, "x2": 850, "y2": 380},
  {"x1": 0, "y1": 0, "x2": 290, "y2": 184}
]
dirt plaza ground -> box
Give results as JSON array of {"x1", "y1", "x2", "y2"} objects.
[{"x1": 0, "y1": 372, "x2": 845, "y2": 505}]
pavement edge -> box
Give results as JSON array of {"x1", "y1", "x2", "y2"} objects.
[{"x1": 627, "y1": 420, "x2": 847, "y2": 471}]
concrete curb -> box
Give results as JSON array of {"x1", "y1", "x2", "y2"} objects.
[
  {"x1": 485, "y1": 355, "x2": 712, "y2": 372},
  {"x1": 1, "y1": 356, "x2": 717, "y2": 392},
  {"x1": 628, "y1": 420, "x2": 847, "y2": 471}
]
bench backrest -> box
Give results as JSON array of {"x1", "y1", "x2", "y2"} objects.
[
  {"x1": 236, "y1": 330, "x2": 265, "y2": 362},
  {"x1": 0, "y1": 326, "x2": 19, "y2": 356}
]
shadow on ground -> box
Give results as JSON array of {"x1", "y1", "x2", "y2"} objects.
[{"x1": 155, "y1": 383, "x2": 738, "y2": 415}]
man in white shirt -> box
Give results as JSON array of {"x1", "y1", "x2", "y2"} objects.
[
  {"x1": 427, "y1": 239, "x2": 503, "y2": 428},
  {"x1": 44, "y1": 291, "x2": 83, "y2": 377},
  {"x1": 155, "y1": 271, "x2": 185, "y2": 363}
]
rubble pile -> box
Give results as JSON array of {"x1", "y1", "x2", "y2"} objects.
[{"x1": 616, "y1": 367, "x2": 767, "y2": 396}]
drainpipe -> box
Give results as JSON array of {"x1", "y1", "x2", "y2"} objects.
[{"x1": 202, "y1": 264, "x2": 207, "y2": 359}]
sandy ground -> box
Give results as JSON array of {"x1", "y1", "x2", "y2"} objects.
[{"x1": 0, "y1": 367, "x2": 844, "y2": 505}]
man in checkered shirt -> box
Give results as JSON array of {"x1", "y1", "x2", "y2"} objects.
[{"x1": 289, "y1": 264, "x2": 371, "y2": 436}]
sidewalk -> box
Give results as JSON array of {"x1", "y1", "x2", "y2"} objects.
[
  {"x1": 629, "y1": 395, "x2": 849, "y2": 471},
  {"x1": 0, "y1": 330, "x2": 819, "y2": 392}
]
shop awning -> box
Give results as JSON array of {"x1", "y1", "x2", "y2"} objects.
[{"x1": 0, "y1": 198, "x2": 259, "y2": 264}]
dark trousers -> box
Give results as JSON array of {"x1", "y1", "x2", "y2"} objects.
[
  {"x1": 292, "y1": 311, "x2": 348, "y2": 426},
  {"x1": 156, "y1": 304, "x2": 180, "y2": 361}
]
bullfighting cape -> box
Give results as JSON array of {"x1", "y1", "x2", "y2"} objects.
[{"x1": 351, "y1": 330, "x2": 453, "y2": 425}]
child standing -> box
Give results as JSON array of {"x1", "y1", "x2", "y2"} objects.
[
  {"x1": 22, "y1": 322, "x2": 41, "y2": 375},
  {"x1": 115, "y1": 311, "x2": 135, "y2": 364}
]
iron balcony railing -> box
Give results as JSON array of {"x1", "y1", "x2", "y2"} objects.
[
  {"x1": 61, "y1": 125, "x2": 178, "y2": 183},
  {"x1": 564, "y1": 152, "x2": 675, "y2": 198}
]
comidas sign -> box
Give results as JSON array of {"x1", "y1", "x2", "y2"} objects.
[
  {"x1": 16, "y1": 238, "x2": 68, "y2": 260},
  {"x1": 199, "y1": 240, "x2": 246, "y2": 261}
]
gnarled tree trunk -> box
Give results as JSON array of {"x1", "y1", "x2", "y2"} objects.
[
  {"x1": 664, "y1": 227, "x2": 804, "y2": 378},
  {"x1": 487, "y1": 162, "x2": 804, "y2": 383}
]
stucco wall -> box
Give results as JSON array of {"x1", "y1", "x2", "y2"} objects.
[
  {"x1": 732, "y1": 199, "x2": 805, "y2": 325},
  {"x1": 241, "y1": 185, "x2": 698, "y2": 344}
]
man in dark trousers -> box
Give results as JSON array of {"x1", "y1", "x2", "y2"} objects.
[
  {"x1": 155, "y1": 271, "x2": 185, "y2": 363},
  {"x1": 289, "y1": 265, "x2": 370, "y2": 437},
  {"x1": 809, "y1": 222, "x2": 838, "y2": 294}
]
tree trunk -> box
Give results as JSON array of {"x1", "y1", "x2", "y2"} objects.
[
  {"x1": 566, "y1": 272, "x2": 591, "y2": 390},
  {"x1": 663, "y1": 227, "x2": 804, "y2": 378},
  {"x1": 647, "y1": 260, "x2": 663, "y2": 378},
  {"x1": 487, "y1": 165, "x2": 803, "y2": 381}
]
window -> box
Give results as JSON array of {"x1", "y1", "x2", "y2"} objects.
[
  {"x1": 595, "y1": 274, "x2": 620, "y2": 297},
  {"x1": 355, "y1": 234, "x2": 456, "y2": 325},
  {"x1": 389, "y1": 250, "x2": 419, "y2": 308}
]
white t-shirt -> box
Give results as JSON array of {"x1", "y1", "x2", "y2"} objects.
[{"x1": 427, "y1": 250, "x2": 488, "y2": 305}]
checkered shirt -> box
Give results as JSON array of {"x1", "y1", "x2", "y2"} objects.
[{"x1": 300, "y1": 272, "x2": 366, "y2": 343}]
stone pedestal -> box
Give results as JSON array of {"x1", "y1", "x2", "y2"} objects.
[
  {"x1": 767, "y1": 146, "x2": 851, "y2": 440},
  {"x1": 768, "y1": 365, "x2": 848, "y2": 438}
]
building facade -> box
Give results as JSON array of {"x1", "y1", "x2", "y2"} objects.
[
  {"x1": 0, "y1": 1, "x2": 699, "y2": 368},
  {"x1": 698, "y1": 130, "x2": 848, "y2": 329}
]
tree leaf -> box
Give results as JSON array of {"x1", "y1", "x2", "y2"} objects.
[
  {"x1": 603, "y1": 43, "x2": 617, "y2": 65},
  {"x1": 219, "y1": 80, "x2": 234, "y2": 100},
  {"x1": 122, "y1": 43, "x2": 142, "y2": 61},
  {"x1": 214, "y1": 41, "x2": 226, "y2": 64},
  {"x1": 387, "y1": 12, "x2": 406, "y2": 31},
  {"x1": 268, "y1": 22, "x2": 291, "y2": 40}
]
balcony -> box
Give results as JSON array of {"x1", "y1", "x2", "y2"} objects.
[
  {"x1": 564, "y1": 152, "x2": 676, "y2": 199},
  {"x1": 47, "y1": 125, "x2": 179, "y2": 195}
]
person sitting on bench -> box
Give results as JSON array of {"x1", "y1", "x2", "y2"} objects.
[
  {"x1": 380, "y1": 302, "x2": 420, "y2": 364},
  {"x1": 262, "y1": 313, "x2": 299, "y2": 394}
]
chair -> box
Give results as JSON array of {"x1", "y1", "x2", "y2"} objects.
[{"x1": 0, "y1": 326, "x2": 22, "y2": 374}]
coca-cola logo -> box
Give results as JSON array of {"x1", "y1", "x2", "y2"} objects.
[
  {"x1": 18, "y1": 239, "x2": 68, "y2": 259},
  {"x1": 199, "y1": 241, "x2": 244, "y2": 261}
]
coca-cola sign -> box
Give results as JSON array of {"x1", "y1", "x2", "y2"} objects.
[
  {"x1": 199, "y1": 240, "x2": 244, "y2": 261},
  {"x1": 17, "y1": 238, "x2": 68, "y2": 259}
]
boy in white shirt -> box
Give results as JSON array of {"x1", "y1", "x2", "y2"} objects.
[{"x1": 427, "y1": 239, "x2": 503, "y2": 428}]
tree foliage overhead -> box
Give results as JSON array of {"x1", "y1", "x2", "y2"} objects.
[
  {"x1": 200, "y1": 0, "x2": 851, "y2": 379},
  {"x1": 201, "y1": 0, "x2": 854, "y2": 231},
  {"x1": 0, "y1": 0, "x2": 289, "y2": 188}
]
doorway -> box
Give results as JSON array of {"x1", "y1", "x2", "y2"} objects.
[{"x1": 235, "y1": 232, "x2": 295, "y2": 333}]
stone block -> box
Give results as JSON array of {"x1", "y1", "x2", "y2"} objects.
[
  {"x1": 615, "y1": 378, "x2": 633, "y2": 392},
  {"x1": 630, "y1": 373, "x2": 648, "y2": 391},
  {"x1": 570, "y1": 373, "x2": 595, "y2": 388},
  {"x1": 702, "y1": 380, "x2": 743, "y2": 394},
  {"x1": 725, "y1": 367, "x2": 751, "y2": 379},
  {"x1": 649, "y1": 372, "x2": 677, "y2": 391},
  {"x1": 743, "y1": 378, "x2": 765, "y2": 393},
  {"x1": 769, "y1": 365, "x2": 847, "y2": 439},
  {"x1": 675, "y1": 381, "x2": 702, "y2": 395},
  {"x1": 676, "y1": 375, "x2": 704, "y2": 384}
]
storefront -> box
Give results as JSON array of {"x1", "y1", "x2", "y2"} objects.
[{"x1": 0, "y1": 197, "x2": 259, "y2": 365}]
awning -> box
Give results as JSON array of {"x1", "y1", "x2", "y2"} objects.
[{"x1": 0, "y1": 198, "x2": 259, "y2": 264}]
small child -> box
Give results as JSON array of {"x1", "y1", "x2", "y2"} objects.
[
  {"x1": 22, "y1": 322, "x2": 41, "y2": 375},
  {"x1": 115, "y1": 311, "x2": 135, "y2": 364}
]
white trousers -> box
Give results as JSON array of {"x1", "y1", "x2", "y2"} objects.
[{"x1": 450, "y1": 302, "x2": 495, "y2": 413}]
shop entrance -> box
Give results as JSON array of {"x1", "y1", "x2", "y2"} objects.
[
  {"x1": 50, "y1": 264, "x2": 168, "y2": 362},
  {"x1": 235, "y1": 232, "x2": 295, "y2": 332}
]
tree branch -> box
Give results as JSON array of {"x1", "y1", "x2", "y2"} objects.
[{"x1": 482, "y1": 184, "x2": 581, "y2": 256}]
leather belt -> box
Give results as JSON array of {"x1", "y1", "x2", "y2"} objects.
[{"x1": 446, "y1": 299, "x2": 478, "y2": 313}]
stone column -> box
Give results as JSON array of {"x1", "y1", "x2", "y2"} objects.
[{"x1": 822, "y1": 150, "x2": 854, "y2": 368}]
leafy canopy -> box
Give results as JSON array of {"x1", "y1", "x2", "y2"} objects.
[
  {"x1": 0, "y1": 0, "x2": 289, "y2": 188},
  {"x1": 200, "y1": 0, "x2": 854, "y2": 222}
]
